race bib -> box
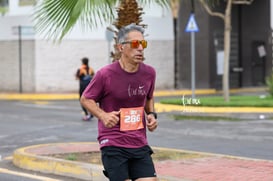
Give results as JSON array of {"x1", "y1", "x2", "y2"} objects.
[{"x1": 120, "y1": 107, "x2": 144, "y2": 131}]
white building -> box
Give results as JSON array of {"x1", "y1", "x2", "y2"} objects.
[{"x1": 0, "y1": 0, "x2": 174, "y2": 93}]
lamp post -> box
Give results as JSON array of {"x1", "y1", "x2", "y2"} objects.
[
  {"x1": 12, "y1": 25, "x2": 34, "y2": 93},
  {"x1": 18, "y1": 25, "x2": 22, "y2": 93}
]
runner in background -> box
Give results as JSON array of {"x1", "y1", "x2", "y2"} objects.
[{"x1": 75, "y1": 57, "x2": 95, "y2": 121}]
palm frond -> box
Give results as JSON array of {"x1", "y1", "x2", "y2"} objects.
[
  {"x1": 33, "y1": 0, "x2": 117, "y2": 41},
  {"x1": 33, "y1": 0, "x2": 170, "y2": 41}
]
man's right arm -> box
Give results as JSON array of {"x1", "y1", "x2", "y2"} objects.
[
  {"x1": 80, "y1": 96, "x2": 120, "y2": 128},
  {"x1": 80, "y1": 96, "x2": 104, "y2": 120}
]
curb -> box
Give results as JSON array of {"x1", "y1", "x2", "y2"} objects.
[
  {"x1": 0, "y1": 93, "x2": 78, "y2": 101},
  {"x1": 12, "y1": 142, "x2": 273, "y2": 181},
  {"x1": 155, "y1": 103, "x2": 273, "y2": 113},
  {"x1": 12, "y1": 143, "x2": 106, "y2": 181},
  {"x1": 0, "y1": 87, "x2": 268, "y2": 101}
]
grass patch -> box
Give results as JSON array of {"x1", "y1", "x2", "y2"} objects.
[
  {"x1": 152, "y1": 149, "x2": 204, "y2": 161},
  {"x1": 160, "y1": 95, "x2": 273, "y2": 107},
  {"x1": 49, "y1": 150, "x2": 201, "y2": 164},
  {"x1": 173, "y1": 115, "x2": 241, "y2": 121},
  {"x1": 50, "y1": 152, "x2": 102, "y2": 164},
  {"x1": 66, "y1": 153, "x2": 77, "y2": 161}
]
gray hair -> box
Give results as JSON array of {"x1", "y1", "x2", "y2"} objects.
[{"x1": 117, "y1": 23, "x2": 145, "y2": 43}]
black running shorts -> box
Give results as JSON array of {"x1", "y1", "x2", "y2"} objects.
[{"x1": 101, "y1": 145, "x2": 157, "y2": 181}]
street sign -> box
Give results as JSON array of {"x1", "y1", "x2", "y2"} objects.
[{"x1": 185, "y1": 14, "x2": 199, "y2": 32}]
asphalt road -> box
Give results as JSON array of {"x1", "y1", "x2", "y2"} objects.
[{"x1": 1, "y1": 99, "x2": 273, "y2": 180}]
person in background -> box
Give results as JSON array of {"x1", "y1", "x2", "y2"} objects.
[
  {"x1": 75, "y1": 57, "x2": 95, "y2": 121},
  {"x1": 80, "y1": 23, "x2": 158, "y2": 181}
]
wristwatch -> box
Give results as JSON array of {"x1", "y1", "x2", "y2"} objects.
[{"x1": 147, "y1": 112, "x2": 157, "y2": 119}]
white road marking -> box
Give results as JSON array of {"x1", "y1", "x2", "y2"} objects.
[{"x1": 0, "y1": 168, "x2": 62, "y2": 181}]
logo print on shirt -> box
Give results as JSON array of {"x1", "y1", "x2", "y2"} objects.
[
  {"x1": 100, "y1": 139, "x2": 109, "y2": 145},
  {"x1": 128, "y1": 84, "x2": 146, "y2": 97}
]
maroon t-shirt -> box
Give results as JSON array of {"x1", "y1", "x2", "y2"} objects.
[{"x1": 83, "y1": 61, "x2": 156, "y2": 149}]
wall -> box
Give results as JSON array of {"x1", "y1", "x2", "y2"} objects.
[
  {"x1": 0, "y1": 41, "x2": 20, "y2": 91},
  {"x1": 0, "y1": 40, "x2": 35, "y2": 92},
  {"x1": 33, "y1": 39, "x2": 174, "y2": 93},
  {"x1": 240, "y1": 0, "x2": 272, "y2": 87}
]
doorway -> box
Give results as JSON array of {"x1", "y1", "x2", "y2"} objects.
[{"x1": 251, "y1": 41, "x2": 266, "y2": 86}]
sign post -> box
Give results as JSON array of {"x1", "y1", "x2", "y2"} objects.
[{"x1": 185, "y1": 13, "x2": 199, "y2": 99}]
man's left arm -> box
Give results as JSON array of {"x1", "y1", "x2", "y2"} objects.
[{"x1": 145, "y1": 98, "x2": 158, "y2": 132}]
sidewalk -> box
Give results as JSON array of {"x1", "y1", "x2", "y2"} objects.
[{"x1": 4, "y1": 87, "x2": 273, "y2": 180}]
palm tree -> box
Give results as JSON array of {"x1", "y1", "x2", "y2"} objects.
[{"x1": 170, "y1": 0, "x2": 180, "y2": 88}]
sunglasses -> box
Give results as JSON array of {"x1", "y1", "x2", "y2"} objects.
[{"x1": 121, "y1": 40, "x2": 147, "y2": 49}]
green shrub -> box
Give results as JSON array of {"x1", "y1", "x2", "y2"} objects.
[
  {"x1": 266, "y1": 73, "x2": 273, "y2": 97},
  {"x1": 66, "y1": 153, "x2": 77, "y2": 161}
]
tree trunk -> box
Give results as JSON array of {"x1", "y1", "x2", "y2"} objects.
[
  {"x1": 223, "y1": 0, "x2": 232, "y2": 102},
  {"x1": 170, "y1": 0, "x2": 180, "y2": 88}
]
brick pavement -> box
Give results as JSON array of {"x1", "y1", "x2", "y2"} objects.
[{"x1": 156, "y1": 157, "x2": 273, "y2": 181}]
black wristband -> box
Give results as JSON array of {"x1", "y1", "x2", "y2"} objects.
[{"x1": 147, "y1": 112, "x2": 157, "y2": 119}]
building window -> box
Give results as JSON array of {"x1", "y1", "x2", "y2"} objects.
[{"x1": 19, "y1": 0, "x2": 36, "y2": 6}]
